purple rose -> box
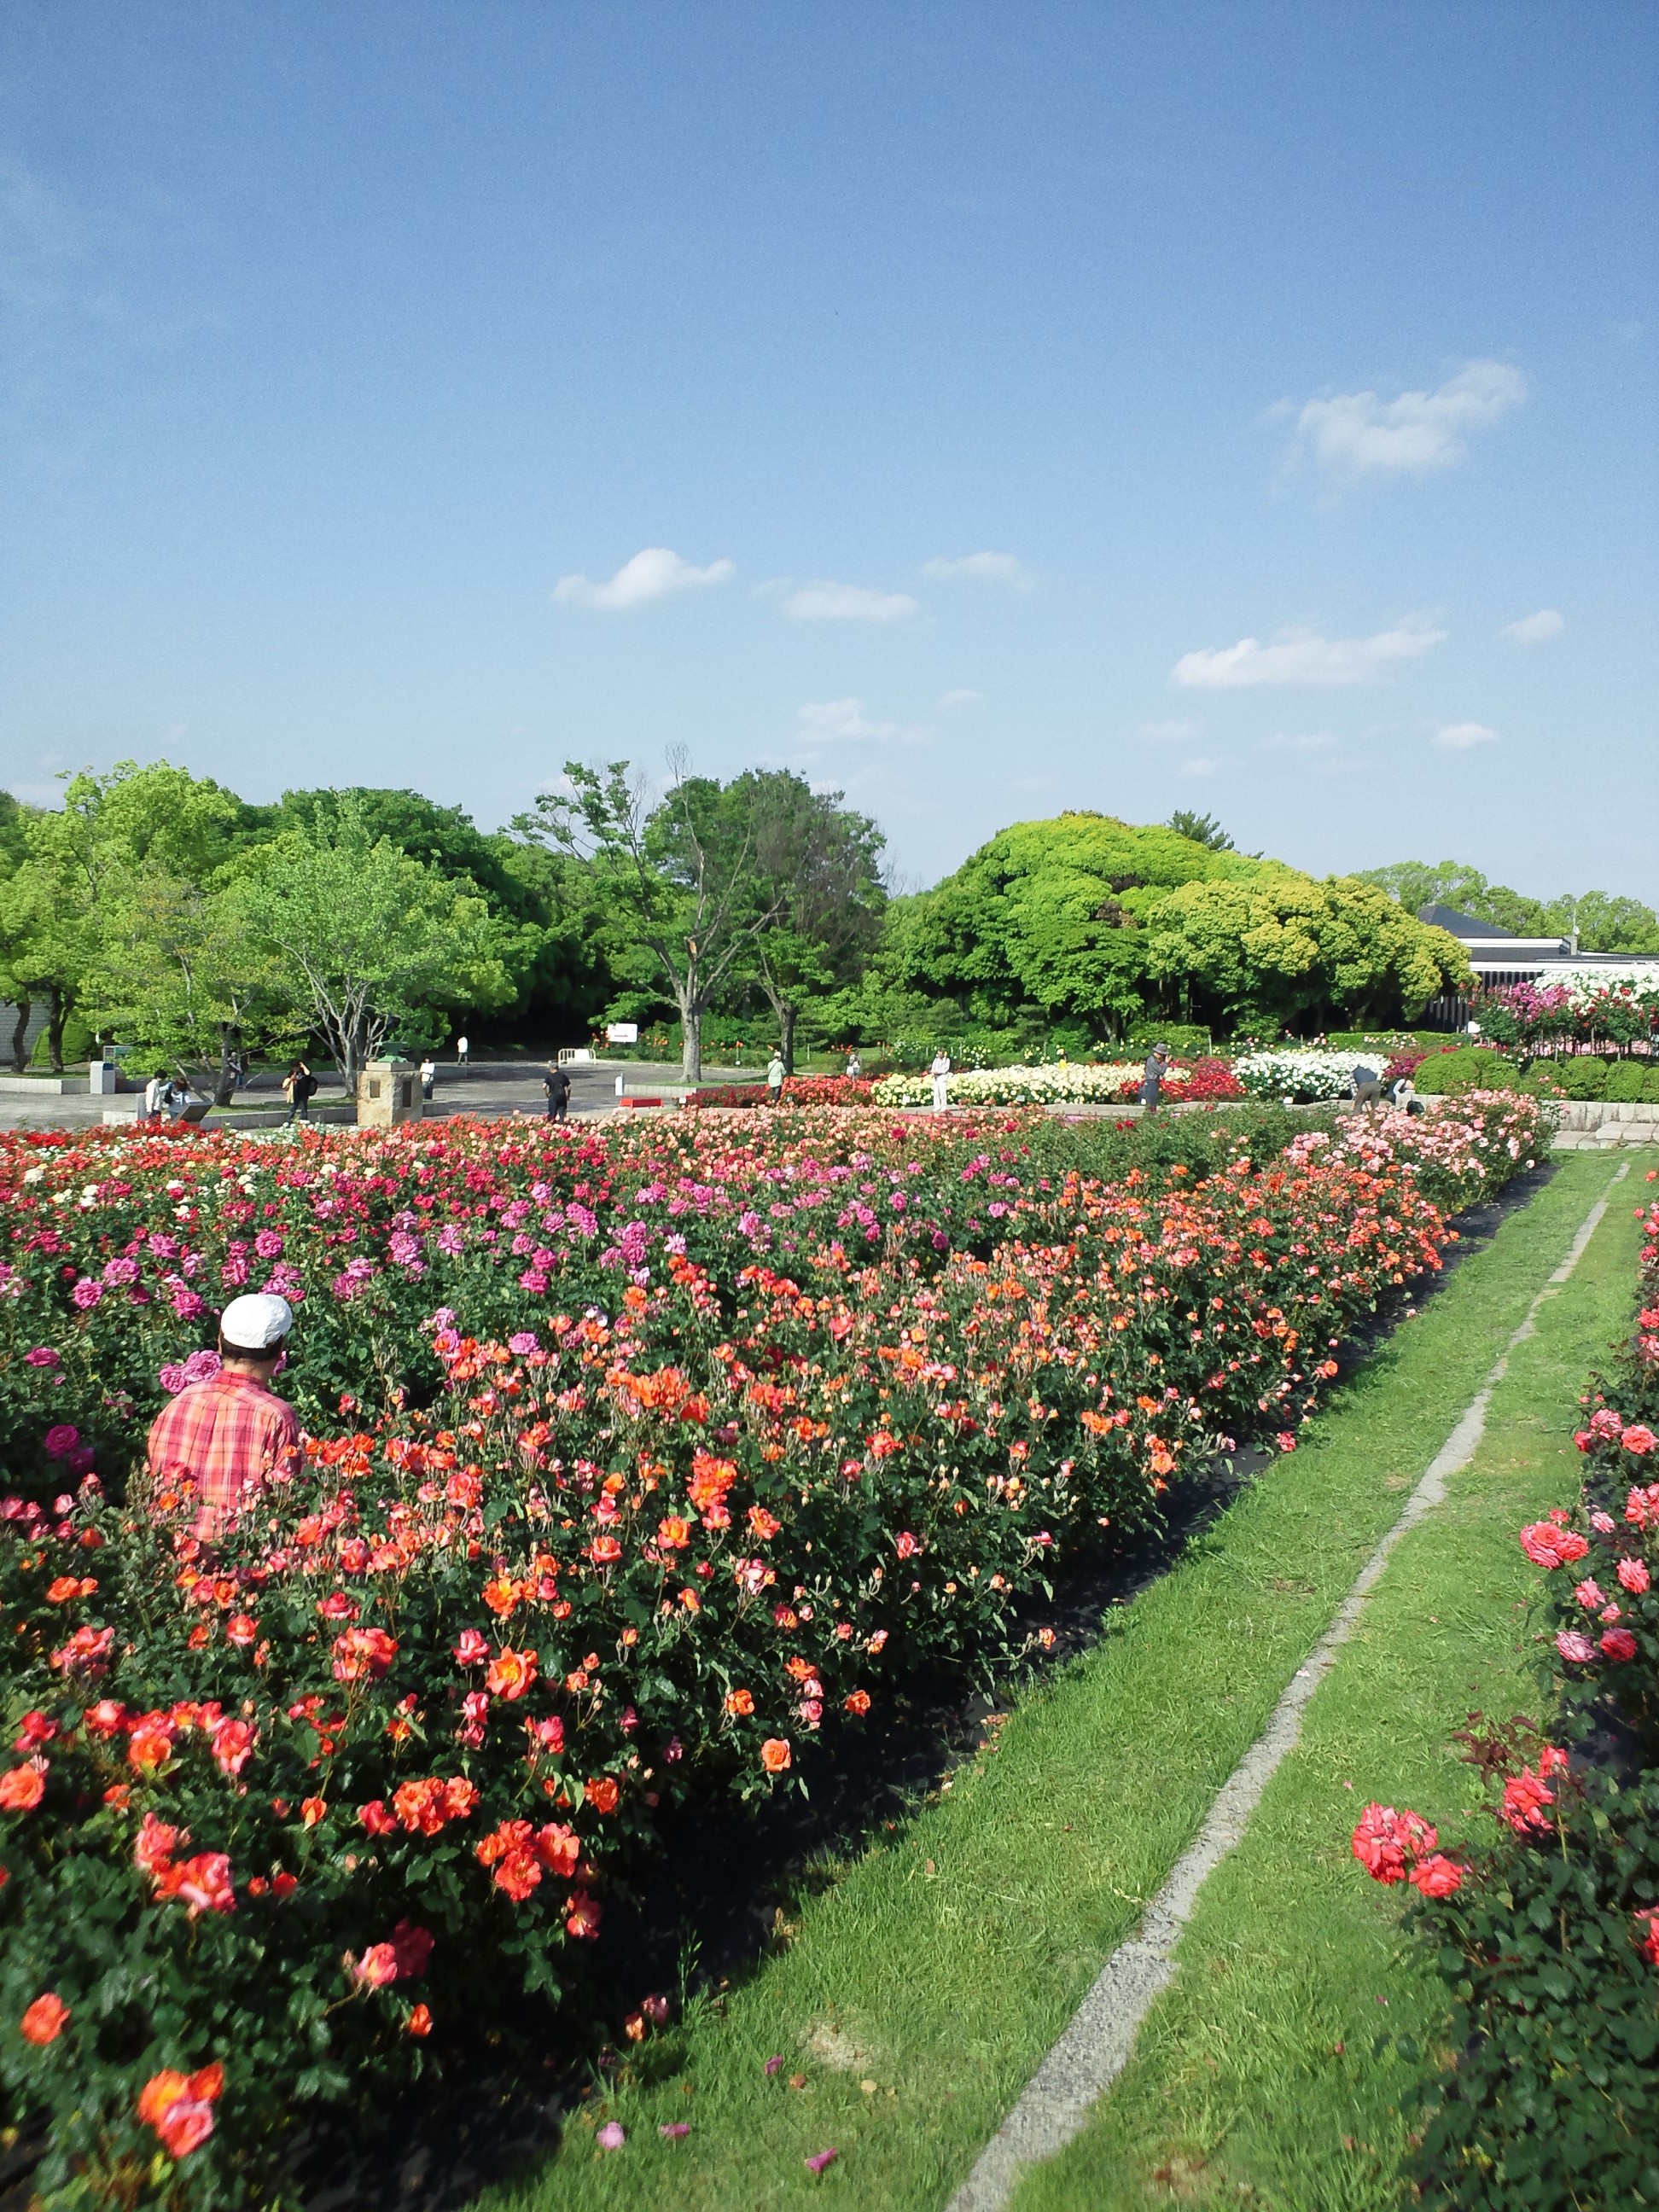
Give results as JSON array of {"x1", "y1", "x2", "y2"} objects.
[{"x1": 43, "y1": 1424, "x2": 80, "y2": 1459}]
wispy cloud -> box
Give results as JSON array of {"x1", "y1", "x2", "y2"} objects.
[
  {"x1": 795, "y1": 697, "x2": 932, "y2": 745},
  {"x1": 783, "y1": 580, "x2": 918, "y2": 623},
  {"x1": 553, "y1": 547, "x2": 734, "y2": 610},
  {"x1": 1138, "y1": 718, "x2": 1202, "y2": 742},
  {"x1": 1290, "y1": 360, "x2": 1525, "y2": 479},
  {"x1": 1434, "y1": 721, "x2": 1500, "y2": 751},
  {"x1": 921, "y1": 551, "x2": 1031, "y2": 588},
  {"x1": 1179, "y1": 756, "x2": 1230, "y2": 778},
  {"x1": 1173, "y1": 616, "x2": 1444, "y2": 690},
  {"x1": 937, "y1": 688, "x2": 981, "y2": 711},
  {"x1": 1501, "y1": 608, "x2": 1563, "y2": 644}
]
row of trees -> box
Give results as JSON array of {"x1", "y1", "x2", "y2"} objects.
[{"x1": 3, "y1": 760, "x2": 1653, "y2": 1086}]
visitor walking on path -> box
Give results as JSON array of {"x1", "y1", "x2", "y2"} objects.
[
  {"x1": 766, "y1": 1051, "x2": 786, "y2": 1103},
  {"x1": 1139, "y1": 1043, "x2": 1170, "y2": 1112},
  {"x1": 281, "y1": 1062, "x2": 317, "y2": 1123},
  {"x1": 145, "y1": 1294, "x2": 300, "y2": 1540},
  {"x1": 544, "y1": 1062, "x2": 571, "y2": 1121},
  {"x1": 930, "y1": 1050, "x2": 952, "y2": 1111},
  {"x1": 419, "y1": 1057, "x2": 436, "y2": 1100},
  {"x1": 456, "y1": 1033, "x2": 469, "y2": 1068},
  {"x1": 845, "y1": 1049, "x2": 863, "y2": 1079}
]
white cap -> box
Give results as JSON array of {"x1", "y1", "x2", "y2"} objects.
[{"x1": 219, "y1": 1293, "x2": 294, "y2": 1352}]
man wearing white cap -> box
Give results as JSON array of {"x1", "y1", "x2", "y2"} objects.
[{"x1": 146, "y1": 1294, "x2": 300, "y2": 1538}]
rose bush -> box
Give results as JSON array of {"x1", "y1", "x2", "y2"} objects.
[
  {"x1": 1358, "y1": 1174, "x2": 1659, "y2": 2208},
  {"x1": 0, "y1": 1106, "x2": 1545, "y2": 2206}
]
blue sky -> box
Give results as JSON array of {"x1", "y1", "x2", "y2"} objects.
[{"x1": 2, "y1": 2, "x2": 1655, "y2": 899}]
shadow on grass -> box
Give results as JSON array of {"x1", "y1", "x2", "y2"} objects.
[{"x1": 287, "y1": 1165, "x2": 1557, "y2": 2212}]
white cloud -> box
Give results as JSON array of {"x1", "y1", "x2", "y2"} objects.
[
  {"x1": 937, "y1": 688, "x2": 981, "y2": 711},
  {"x1": 553, "y1": 547, "x2": 734, "y2": 610},
  {"x1": 1138, "y1": 718, "x2": 1202, "y2": 742},
  {"x1": 795, "y1": 697, "x2": 932, "y2": 745},
  {"x1": 783, "y1": 580, "x2": 919, "y2": 623},
  {"x1": 921, "y1": 551, "x2": 1030, "y2": 587},
  {"x1": 1172, "y1": 615, "x2": 1444, "y2": 690},
  {"x1": 1434, "y1": 721, "x2": 1501, "y2": 751},
  {"x1": 1180, "y1": 756, "x2": 1230, "y2": 778},
  {"x1": 1502, "y1": 607, "x2": 1563, "y2": 644},
  {"x1": 1292, "y1": 360, "x2": 1526, "y2": 478},
  {"x1": 1260, "y1": 730, "x2": 1337, "y2": 753}
]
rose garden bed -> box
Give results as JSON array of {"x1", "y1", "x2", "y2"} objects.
[{"x1": 0, "y1": 1097, "x2": 1551, "y2": 2209}]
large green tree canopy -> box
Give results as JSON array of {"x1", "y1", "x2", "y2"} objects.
[{"x1": 866, "y1": 812, "x2": 1470, "y2": 1042}]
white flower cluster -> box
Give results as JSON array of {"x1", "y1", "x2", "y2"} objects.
[
  {"x1": 1232, "y1": 1049, "x2": 1381, "y2": 1102},
  {"x1": 871, "y1": 1061, "x2": 1145, "y2": 1107}
]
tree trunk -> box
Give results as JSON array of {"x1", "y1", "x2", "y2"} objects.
[
  {"x1": 779, "y1": 1002, "x2": 797, "y2": 1075},
  {"x1": 214, "y1": 1023, "x2": 236, "y2": 1108},
  {"x1": 680, "y1": 1000, "x2": 702, "y2": 1085},
  {"x1": 7, "y1": 998, "x2": 31, "y2": 1074},
  {"x1": 45, "y1": 987, "x2": 67, "y2": 1074}
]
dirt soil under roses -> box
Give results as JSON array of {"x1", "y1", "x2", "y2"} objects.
[{"x1": 253, "y1": 1167, "x2": 1556, "y2": 2212}]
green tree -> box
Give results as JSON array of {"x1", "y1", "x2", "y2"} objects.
[
  {"x1": 1166, "y1": 808, "x2": 1237, "y2": 852},
  {"x1": 736, "y1": 771, "x2": 886, "y2": 1071},
  {"x1": 233, "y1": 800, "x2": 512, "y2": 1091},
  {"x1": 8, "y1": 762, "x2": 248, "y2": 1069},
  {"x1": 515, "y1": 758, "x2": 787, "y2": 1083},
  {"x1": 1142, "y1": 870, "x2": 1472, "y2": 1032},
  {"x1": 81, "y1": 876, "x2": 292, "y2": 1103}
]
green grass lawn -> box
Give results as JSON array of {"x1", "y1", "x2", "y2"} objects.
[{"x1": 478, "y1": 1155, "x2": 1641, "y2": 2212}]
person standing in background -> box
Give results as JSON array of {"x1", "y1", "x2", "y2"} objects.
[
  {"x1": 766, "y1": 1051, "x2": 786, "y2": 1103},
  {"x1": 930, "y1": 1050, "x2": 951, "y2": 1111},
  {"x1": 845, "y1": 1049, "x2": 863, "y2": 1079},
  {"x1": 143, "y1": 1069, "x2": 168, "y2": 1124},
  {"x1": 282, "y1": 1062, "x2": 317, "y2": 1124},
  {"x1": 456, "y1": 1033, "x2": 469, "y2": 1068},
  {"x1": 544, "y1": 1062, "x2": 571, "y2": 1121},
  {"x1": 419, "y1": 1057, "x2": 436, "y2": 1100},
  {"x1": 1140, "y1": 1042, "x2": 1170, "y2": 1113}
]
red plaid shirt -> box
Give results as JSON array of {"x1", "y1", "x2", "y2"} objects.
[{"x1": 146, "y1": 1372, "x2": 300, "y2": 1537}]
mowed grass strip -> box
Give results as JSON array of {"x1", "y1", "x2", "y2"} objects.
[
  {"x1": 483, "y1": 1156, "x2": 1620, "y2": 2212},
  {"x1": 1009, "y1": 1153, "x2": 1651, "y2": 2212}
]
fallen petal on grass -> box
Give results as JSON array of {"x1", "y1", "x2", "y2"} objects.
[
  {"x1": 658, "y1": 2122, "x2": 690, "y2": 2139},
  {"x1": 805, "y1": 2146, "x2": 840, "y2": 2174},
  {"x1": 764, "y1": 2054, "x2": 783, "y2": 2076},
  {"x1": 595, "y1": 2121, "x2": 626, "y2": 2151}
]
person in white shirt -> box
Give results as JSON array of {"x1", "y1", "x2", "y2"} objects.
[
  {"x1": 766, "y1": 1052, "x2": 786, "y2": 1103},
  {"x1": 456, "y1": 1034, "x2": 469, "y2": 1068},
  {"x1": 419, "y1": 1057, "x2": 436, "y2": 1100},
  {"x1": 930, "y1": 1051, "x2": 951, "y2": 1111},
  {"x1": 143, "y1": 1070, "x2": 168, "y2": 1123},
  {"x1": 845, "y1": 1051, "x2": 863, "y2": 1079}
]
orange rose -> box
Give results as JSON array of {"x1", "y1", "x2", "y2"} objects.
[
  {"x1": 300, "y1": 1796, "x2": 328, "y2": 1828},
  {"x1": 0, "y1": 1763, "x2": 45, "y2": 1812},
  {"x1": 585, "y1": 1775, "x2": 620, "y2": 1814},
  {"x1": 485, "y1": 1646, "x2": 538, "y2": 1702},
  {"x1": 725, "y1": 1688, "x2": 755, "y2": 1717},
  {"x1": 20, "y1": 1993, "x2": 68, "y2": 2045},
  {"x1": 760, "y1": 1738, "x2": 791, "y2": 1774}
]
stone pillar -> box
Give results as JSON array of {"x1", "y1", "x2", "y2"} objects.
[{"x1": 356, "y1": 1059, "x2": 423, "y2": 1128}]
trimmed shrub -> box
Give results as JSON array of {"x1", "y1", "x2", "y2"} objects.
[{"x1": 1407, "y1": 1048, "x2": 1520, "y2": 1097}]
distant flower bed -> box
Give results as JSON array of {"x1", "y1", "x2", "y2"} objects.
[
  {"x1": 1233, "y1": 1048, "x2": 1382, "y2": 1101},
  {"x1": 684, "y1": 1076, "x2": 877, "y2": 1110},
  {"x1": 873, "y1": 1062, "x2": 1146, "y2": 1107}
]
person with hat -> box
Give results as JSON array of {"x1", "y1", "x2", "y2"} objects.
[
  {"x1": 145, "y1": 1294, "x2": 300, "y2": 1538},
  {"x1": 1140, "y1": 1042, "x2": 1171, "y2": 1113}
]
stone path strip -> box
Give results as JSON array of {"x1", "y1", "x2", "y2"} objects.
[{"x1": 946, "y1": 1161, "x2": 1631, "y2": 2212}]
